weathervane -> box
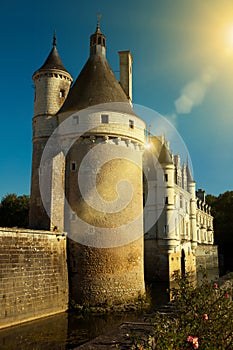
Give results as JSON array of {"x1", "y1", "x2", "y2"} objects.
[{"x1": 97, "y1": 13, "x2": 102, "y2": 28}]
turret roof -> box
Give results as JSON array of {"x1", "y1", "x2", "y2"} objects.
[
  {"x1": 59, "y1": 25, "x2": 135, "y2": 115},
  {"x1": 186, "y1": 164, "x2": 194, "y2": 182},
  {"x1": 35, "y1": 34, "x2": 70, "y2": 74},
  {"x1": 147, "y1": 136, "x2": 173, "y2": 165},
  {"x1": 158, "y1": 144, "x2": 173, "y2": 165}
]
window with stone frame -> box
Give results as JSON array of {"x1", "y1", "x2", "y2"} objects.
[{"x1": 101, "y1": 114, "x2": 109, "y2": 123}]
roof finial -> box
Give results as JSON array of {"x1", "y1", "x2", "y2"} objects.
[
  {"x1": 96, "y1": 13, "x2": 102, "y2": 31},
  {"x1": 53, "y1": 31, "x2": 57, "y2": 47}
]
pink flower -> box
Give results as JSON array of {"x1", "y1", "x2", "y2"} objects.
[
  {"x1": 192, "y1": 337, "x2": 199, "y2": 349},
  {"x1": 187, "y1": 335, "x2": 193, "y2": 342},
  {"x1": 187, "y1": 336, "x2": 199, "y2": 349},
  {"x1": 225, "y1": 293, "x2": 230, "y2": 299},
  {"x1": 213, "y1": 282, "x2": 218, "y2": 289},
  {"x1": 203, "y1": 313, "x2": 208, "y2": 320}
]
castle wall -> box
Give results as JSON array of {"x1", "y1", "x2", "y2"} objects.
[
  {"x1": 0, "y1": 228, "x2": 68, "y2": 329},
  {"x1": 145, "y1": 240, "x2": 197, "y2": 283},
  {"x1": 196, "y1": 244, "x2": 219, "y2": 285},
  {"x1": 144, "y1": 239, "x2": 169, "y2": 282},
  {"x1": 68, "y1": 238, "x2": 145, "y2": 306}
]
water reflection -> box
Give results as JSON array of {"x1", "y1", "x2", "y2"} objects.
[
  {"x1": 0, "y1": 312, "x2": 140, "y2": 350},
  {"x1": 0, "y1": 282, "x2": 169, "y2": 349}
]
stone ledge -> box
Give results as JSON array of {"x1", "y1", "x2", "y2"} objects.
[{"x1": 0, "y1": 227, "x2": 66, "y2": 236}]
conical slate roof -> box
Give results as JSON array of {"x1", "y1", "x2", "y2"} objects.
[
  {"x1": 149, "y1": 136, "x2": 173, "y2": 165},
  {"x1": 34, "y1": 35, "x2": 70, "y2": 74},
  {"x1": 186, "y1": 164, "x2": 194, "y2": 182},
  {"x1": 59, "y1": 54, "x2": 132, "y2": 113},
  {"x1": 59, "y1": 26, "x2": 135, "y2": 115},
  {"x1": 158, "y1": 144, "x2": 173, "y2": 164}
]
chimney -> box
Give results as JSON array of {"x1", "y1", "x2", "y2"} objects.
[
  {"x1": 118, "y1": 51, "x2": 133, "y2": 103},
  {"x1": 196, "y1": 189, "x2": 206, "y2": 203}
]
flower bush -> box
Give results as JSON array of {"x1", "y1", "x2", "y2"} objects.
[{"x1": 130, "y1": 273, "x2": 233, "y2": 349}]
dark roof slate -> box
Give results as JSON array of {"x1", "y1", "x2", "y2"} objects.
[
  {"x1": 36, "y1": 46, "x2": 69, "y2": 73},
  {"x1": 59, "y1": 52, "x2": 135, "y2": 115}
]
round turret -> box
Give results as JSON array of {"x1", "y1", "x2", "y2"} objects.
[
  {"x1": 33, "y1": 34, "x2": 73, "y2": 117},
  {"x1": 57, "y1": 25, "x2": 146, "y2": 306},
  {"x1": 29, "y1": 35, "x2": 72, "y2": 230}
]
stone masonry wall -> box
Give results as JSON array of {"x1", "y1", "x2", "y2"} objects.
[
  {"x1": 0, "y1": 228, "x2": 68, "y2": 329},
  {"x1": 196, "y1": 244, "x2": 219, "y2": 285},
  {"x1": 144, "y1": 239, "x2": 169, "y2": 282},
  {"x1": 68, "y1": 238, "x2": 145, "y2": 306}
]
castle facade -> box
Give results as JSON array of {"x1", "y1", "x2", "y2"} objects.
[
  {"x1": 143, "y1": 137, "x2": 218, "y2": 286},
  {"x1": 29, "y1": 24, "x2": 218, "y2": 306}
]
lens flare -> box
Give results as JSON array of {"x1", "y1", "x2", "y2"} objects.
[{"x1": 224, "y1": 24, "x2": 233, "y2": 53}]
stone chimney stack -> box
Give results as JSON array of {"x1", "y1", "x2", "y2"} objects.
[
  {"x1": 118, "y1": 51, "x2": 133, "y2": 103},
  {"x1": 196, "y1": 189, "x2": 206, "y2": 203}
]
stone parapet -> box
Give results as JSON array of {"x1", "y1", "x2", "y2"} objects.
[{"x1": 0, "y1": 228, "x2": 68, "y2": 329}]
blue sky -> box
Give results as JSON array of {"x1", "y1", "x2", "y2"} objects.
[{"x1": 0, "y1": 0, "x2": 233, "y2": 199}]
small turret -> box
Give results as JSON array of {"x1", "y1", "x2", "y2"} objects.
[
  {"x1": 32, "y1": 34, "x2": 73, "y2": 117},
  {"x1": 90, "y1": 22, "x2": 106, "y2": 57},
  {"x1": 29, "y1": 34, "x2": 72, "y2": 230}
]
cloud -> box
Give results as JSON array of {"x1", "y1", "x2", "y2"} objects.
[{"x1": 175, "y1": 67, "x2": 218, "y2": 115}]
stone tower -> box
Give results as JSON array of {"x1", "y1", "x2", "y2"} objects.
[
  {"x1": 58, "y1": 24, "x2": 146, "y2": 306},
  {"x1": 29, "y1": 35, "x2": 73, "y2": 230},
  {"x1": 30, "y1": 25, "x2": 146, "y2": 306}
]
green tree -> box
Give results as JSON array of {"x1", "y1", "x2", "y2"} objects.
[
  {"x1": 0, "y1": 193, "x2": 30, "y2": 228},
  {"x1": 206, "y1": 191, "x2": 233, "y2": 274}
]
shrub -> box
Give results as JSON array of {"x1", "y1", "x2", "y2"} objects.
[{"x1": 130, "y1": 274, "x2": 233, "y2": 349}]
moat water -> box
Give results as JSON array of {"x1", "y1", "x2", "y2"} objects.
[{"x1": 0, "y1": 283, "x2": 169, "y2": 350}]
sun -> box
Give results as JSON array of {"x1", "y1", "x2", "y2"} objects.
[
  {"x1": 226, "y1": 25, "x2": 233, "y2": 44},
  {"x1": 224, "y1": 24, "x2": 233, "y2": 52}
]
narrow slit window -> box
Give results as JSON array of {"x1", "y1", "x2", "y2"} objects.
[
  {"x1": 180, "y1": 195, "x2": 183, "y2": 208},
  {"x1": 71, "y1": 161, "x2": 77, "y2": 172},
  {"x1": 73, "y1": 115, "x2": 79, "y2": 124},
  {"x1": 59, "y1": 89, "x2": 65, "y2": 98},
  {"x1": 129, "y1": 119, "x2": 134, "y2": 129},
  {"x1": 71, "y1": 213, "x2": 76, "y2": 221}
]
